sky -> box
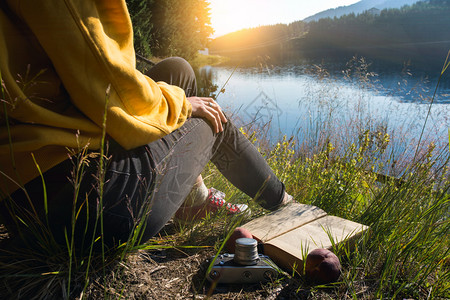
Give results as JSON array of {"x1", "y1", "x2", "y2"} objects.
[{"x1": 208, "y1": 0, "x2": 361, "y2": 37}]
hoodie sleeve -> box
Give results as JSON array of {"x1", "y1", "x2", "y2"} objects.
[{"x1": 6, "y1": 0, "x2": 192, "y2": 149}]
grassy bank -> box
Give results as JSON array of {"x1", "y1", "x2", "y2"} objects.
[
  {"x1": 0, "y1": 59, "x2": 449, "y2": 299},
  {"x1": 135, "y1": 53, "x2": 230, "y2": 74},
  {"x1": 189, "y1": 54, "x2": 230, "y2": 68},
  {"x1": 196, "y1": 126, "x2": 449, "y2": 299}
]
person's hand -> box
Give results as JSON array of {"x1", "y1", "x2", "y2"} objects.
[{"x1": 187, "y1": 97, "x2": 227, "y2": 133}]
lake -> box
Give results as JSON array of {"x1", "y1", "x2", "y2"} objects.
[{"x1": 197, "y1": 62, "x2": 450, "y2": 160}]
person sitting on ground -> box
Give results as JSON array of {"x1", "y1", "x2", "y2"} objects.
[{"x1": 0, "y1": 0, "x2": 292, "y2": 247}]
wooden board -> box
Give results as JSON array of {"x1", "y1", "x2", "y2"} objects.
[
  {"x1": 242, "y1": 203, "x2": 368, "y2": 272},
  {"x1": 242, "y1": 203, "x2": 327, "y2": 242}
]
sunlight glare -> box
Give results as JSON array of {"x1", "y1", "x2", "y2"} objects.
[{"x1": 209, "y1": 0, "x2": 361, "y2": 37}]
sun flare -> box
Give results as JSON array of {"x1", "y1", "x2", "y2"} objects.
[{"x1": 208, "y1": 0, "x2": 360, "y2": 37}]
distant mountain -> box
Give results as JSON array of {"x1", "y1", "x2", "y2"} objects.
[{"x1": 303, "y1": 0, "x2": 423, "y2": 22}]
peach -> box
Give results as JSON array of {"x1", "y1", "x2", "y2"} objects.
[
  {"x1": 305, "y1": 248, "x2": 341, "y2": 284},
  {"x1": 225, "y1": 227, "x2": 253, "y2": 253}
]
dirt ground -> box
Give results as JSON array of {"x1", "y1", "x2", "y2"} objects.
[
  {"x1": 82, "y1": 247, "x2": 316, "y2": 300},
  {"x1": 0, "y1": 223, "x2": 341, "y2": 299},
  {"x1": 80, "y1": 222, "x2": 336, "y2": 300}
]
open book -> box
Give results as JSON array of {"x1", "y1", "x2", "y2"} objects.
[{"x1": 242, "y1": 203, "x2": 369, "y2": 272}]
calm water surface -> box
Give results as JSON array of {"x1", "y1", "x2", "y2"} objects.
[{"x1": 199, "y1": 64, "x2": 450, "y2": 154}]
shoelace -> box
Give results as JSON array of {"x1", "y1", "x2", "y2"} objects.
[
  {"x1": 211, "y1": 197, "x2": 224, "y2": 206},
  {"x1": 209, "y1": 195, "x2": 240, "y2": 212}
]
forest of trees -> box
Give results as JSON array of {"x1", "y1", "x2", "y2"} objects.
[
  {"x1": 300, "y1": 0, "x2": 450, "y2": 69},
  {"x1": 125, "y1": 0, "x2": 450, "y2": 72},
  {"x1": 209, "y1": 0, "x2": 450, "y2": 71},
  {"x1": 208, "y1": 22, "x2": 307, "y2": 54},
  {"x1": 126, "y1": 0, "x2": 213, "y2": 60}
]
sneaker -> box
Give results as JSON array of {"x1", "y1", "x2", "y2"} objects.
[
  {"x1": 281, "y1": 193, "x2": 294, "y2": 206},
  {"x1": 174, "y1": 188, "x2": 250, "y2": 222}
]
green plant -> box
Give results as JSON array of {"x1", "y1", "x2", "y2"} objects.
[
  {"x1": 1, "y1": 56, "x2": 449, "y2": 299},
  {"x1": 0, "y1": 80, "x2": 178, "y2": 298}
]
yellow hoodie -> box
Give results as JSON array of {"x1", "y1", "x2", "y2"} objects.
[{"x1": 0, "y1": 0, "x2": 192, "y2": 196}]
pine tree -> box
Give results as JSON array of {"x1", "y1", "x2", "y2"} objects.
[
  {"x1": 126, "y1": 0, "x2": 153, "y2": 58},
  {"x1": 148, "y1": 0, "x2": 213, "y2": 59}
]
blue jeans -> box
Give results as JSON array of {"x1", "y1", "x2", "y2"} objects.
[{"x1": 4, "y1": 57, "x2": 285, "y2": 246}]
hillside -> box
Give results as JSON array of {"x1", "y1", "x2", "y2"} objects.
[
  {"x1": 303, "y1": 0, "x2": 422, "y2": 22},
  {"x1": 210, "y1": 0, "x2": 450, "y2": 72}
]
